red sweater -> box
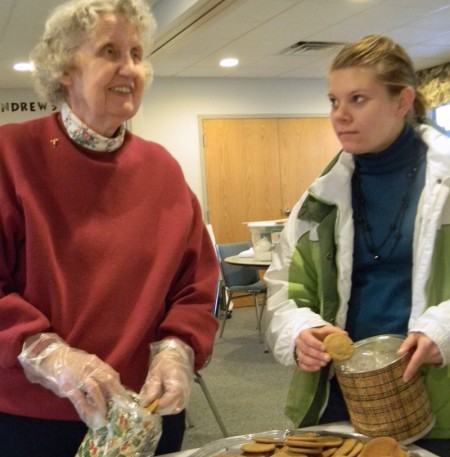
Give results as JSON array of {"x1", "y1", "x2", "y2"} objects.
[{"x1": 0, "y1": 114, "x2": 219, "y2": 421}]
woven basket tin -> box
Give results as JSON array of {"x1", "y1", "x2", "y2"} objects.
[{"x1": 334, "y1": 334, "x2": 435, "y2": 444}]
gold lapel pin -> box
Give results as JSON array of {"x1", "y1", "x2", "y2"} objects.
[{"x1": 50, "y1": 138, "x2": 59, "y2": 148}]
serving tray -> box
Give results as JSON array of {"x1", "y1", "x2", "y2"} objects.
[{"x1": 189, "y1": 429, "x2": 423, "y2": 457}]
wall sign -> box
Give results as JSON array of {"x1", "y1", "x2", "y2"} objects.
[
  {"x1": 1, "y1": 101, "x2": 57, "y2": 113},
  {"x1": 0, "y1": 89, "x2": 59, "y2": 125}
]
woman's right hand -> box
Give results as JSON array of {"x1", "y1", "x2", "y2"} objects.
[
  {"x1": 293, "y1": 325, "x2": 348, "y2": 371},
  {"x1": 18, "y1": 333, "x2": 128, "y2": 429}
]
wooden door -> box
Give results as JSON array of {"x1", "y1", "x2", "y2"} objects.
[
  {"x1": 202, "y1": 117, "x2": 341, "y2": 244},
  {"x1": 203, "y1": 118, "x2": 282, "y2": 244},
  {"x1": 278, "y1": 118, "x2": 341, "y2": 214}
]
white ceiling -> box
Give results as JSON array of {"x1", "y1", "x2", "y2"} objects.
[{"x1": 1, "y1": 0, "x2": 450, "y2": 90}]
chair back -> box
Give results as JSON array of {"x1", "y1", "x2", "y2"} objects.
[{"x1": 216, "y1": 242, "x2": 260, "y2": 288}]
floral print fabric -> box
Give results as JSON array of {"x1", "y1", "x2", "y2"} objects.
[
  {"x1": 61, "y1": 103, "x2": 125, "y2": 153},
  {"x1": 76, "y1": 393, "x2": 162, "y2": 457}
]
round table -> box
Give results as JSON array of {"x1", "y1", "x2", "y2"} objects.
[{"x1": 224, "y1": 255, "x2": 271, "y2": 268}]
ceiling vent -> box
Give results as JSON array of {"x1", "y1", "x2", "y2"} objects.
[{"x1": 283, "y1": 41, "x2": 345, "y2": 56}]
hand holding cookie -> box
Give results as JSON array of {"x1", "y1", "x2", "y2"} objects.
[
  {"x1": 145, "y1": 398, "x2": 159, "y2": 414},
  {"x1": 323, "y1": 333, "x2": 354, "y2": 362}
]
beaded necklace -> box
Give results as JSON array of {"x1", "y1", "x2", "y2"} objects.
[{"x1": 352, "y1": 149, "x2": 424, "y2": 262}]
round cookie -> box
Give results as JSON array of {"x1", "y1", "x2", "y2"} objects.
[
  {"x1": 315, "y1": 436, "x2": 344, "y2": 447},
  {"x1": 241, "y1": 443, "x2": 277, "y2": 453},
  {"x1": 334, "y1": 438, "x2": 357, "y2": 455},
  {"x1": 286, "y1": 435, "x2": 318, "y2": 442},
  {"x1": 285, "y1": 447, "x2": 323, "y2": 455},
  {"x1": 285, "y1": 440, "x2": 324, "y2": 448},
  {"x1": 360, "y1": 437, "x2": 406, "y2": 457},
  {"x1": 254, "y1": 437, "x2": 285, "y2": 445},
  {"x1": 323, "y1": 333, "x2": 354, "y2": 361}
]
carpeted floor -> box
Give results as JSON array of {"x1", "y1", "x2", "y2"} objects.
[{"x1": 181, "y1": 306, "x2": 296, "y2": 451}]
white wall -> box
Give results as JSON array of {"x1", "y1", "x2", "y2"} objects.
[
  {"x1": 132, "y1": 77, "x2": 331, "y2": 215},
  {"x1": 0, "y1": 77, "x2": 332, "y2": 216}
]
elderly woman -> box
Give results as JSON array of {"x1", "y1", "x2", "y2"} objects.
[{"x1": 0, "y1": 0, "x2": 219, "y2": 455}]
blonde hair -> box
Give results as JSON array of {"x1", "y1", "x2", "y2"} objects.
[
  {"x1": 31, "y1": 0, "x2": 156, "y2": 105},
  {"x1": 330, "y1": 35, "x2": 428, "y2": 123}
]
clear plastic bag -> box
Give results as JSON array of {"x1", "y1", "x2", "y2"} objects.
[{"x1": 76, "y1": 392, "x2": 162, "y2": 457}]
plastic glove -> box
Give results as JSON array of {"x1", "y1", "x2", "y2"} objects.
[
  {"x1": 18, "y1": 333, "x2": 129, "y2": 429},
  {"x1": 139, "y1": 339, "x2": 195, "y2": 415}
]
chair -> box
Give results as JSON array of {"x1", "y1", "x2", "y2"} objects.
[
  {"x1": 187, "y1": 279, "x2": 230, "y2": 437},
  {"x1": 215, "y1": 242, "x2": 267, "y2": 342},
  {"x1": 192, "y1": 368, "x2": 229, "y2": 437}
]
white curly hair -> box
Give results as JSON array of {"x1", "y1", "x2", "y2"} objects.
[{"x1": 31, "y1": 0, "x2": 156, "y2": 105}]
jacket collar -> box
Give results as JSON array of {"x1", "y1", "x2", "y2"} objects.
[
  {"x1": 309, "y1": 152, "x2": 353, "y2": 203},
  {"x1": 305, "y1": 123, "x2": 450, "y2": 207}
]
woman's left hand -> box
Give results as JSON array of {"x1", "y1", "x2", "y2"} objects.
[
  {"x1": 139, "y1": 339, "x2": 195, "y2": 415},
  {"x1": 397, "y1": 332, "x2": 443, "y2": 382}
]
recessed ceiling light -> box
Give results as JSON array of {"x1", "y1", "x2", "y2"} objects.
[
  {"x1": 13, "y1": 62, "x2": 34, "y2": 72},
  {"x1": 219, "y1": 57, "x2": 239, "y2": 68}
]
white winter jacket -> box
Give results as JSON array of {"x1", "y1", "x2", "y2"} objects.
[{"x1": 264, "y1": 123, "x2": 450, "y2": 437}]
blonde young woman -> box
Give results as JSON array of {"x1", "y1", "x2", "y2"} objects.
[
  {"x1": 265, "y1": 35, "x2": 450, "y2": 454},
  {"x1": 0, "y1": 0, "x2": 218, "y2": 455}
]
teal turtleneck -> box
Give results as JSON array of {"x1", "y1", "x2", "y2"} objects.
[{"x1": 346, "y1": 124, "x2": 427, "y2": 342}]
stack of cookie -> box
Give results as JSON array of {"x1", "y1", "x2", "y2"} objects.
[{"x1": 220, "y1": 434, "x2": 408, "y2": 457}]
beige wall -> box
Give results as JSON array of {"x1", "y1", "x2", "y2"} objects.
[{"x1": 0, "y1": 76, "x2": 332, "y2": 216}]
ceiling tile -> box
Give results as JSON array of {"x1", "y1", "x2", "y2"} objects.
[{"x1": 1, "y1": 0, "x2": 449, "y2": 88}]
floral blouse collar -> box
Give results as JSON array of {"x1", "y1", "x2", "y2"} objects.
[{"x1": 61, "y1": 103, "x2": 125, "y2": 153}]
